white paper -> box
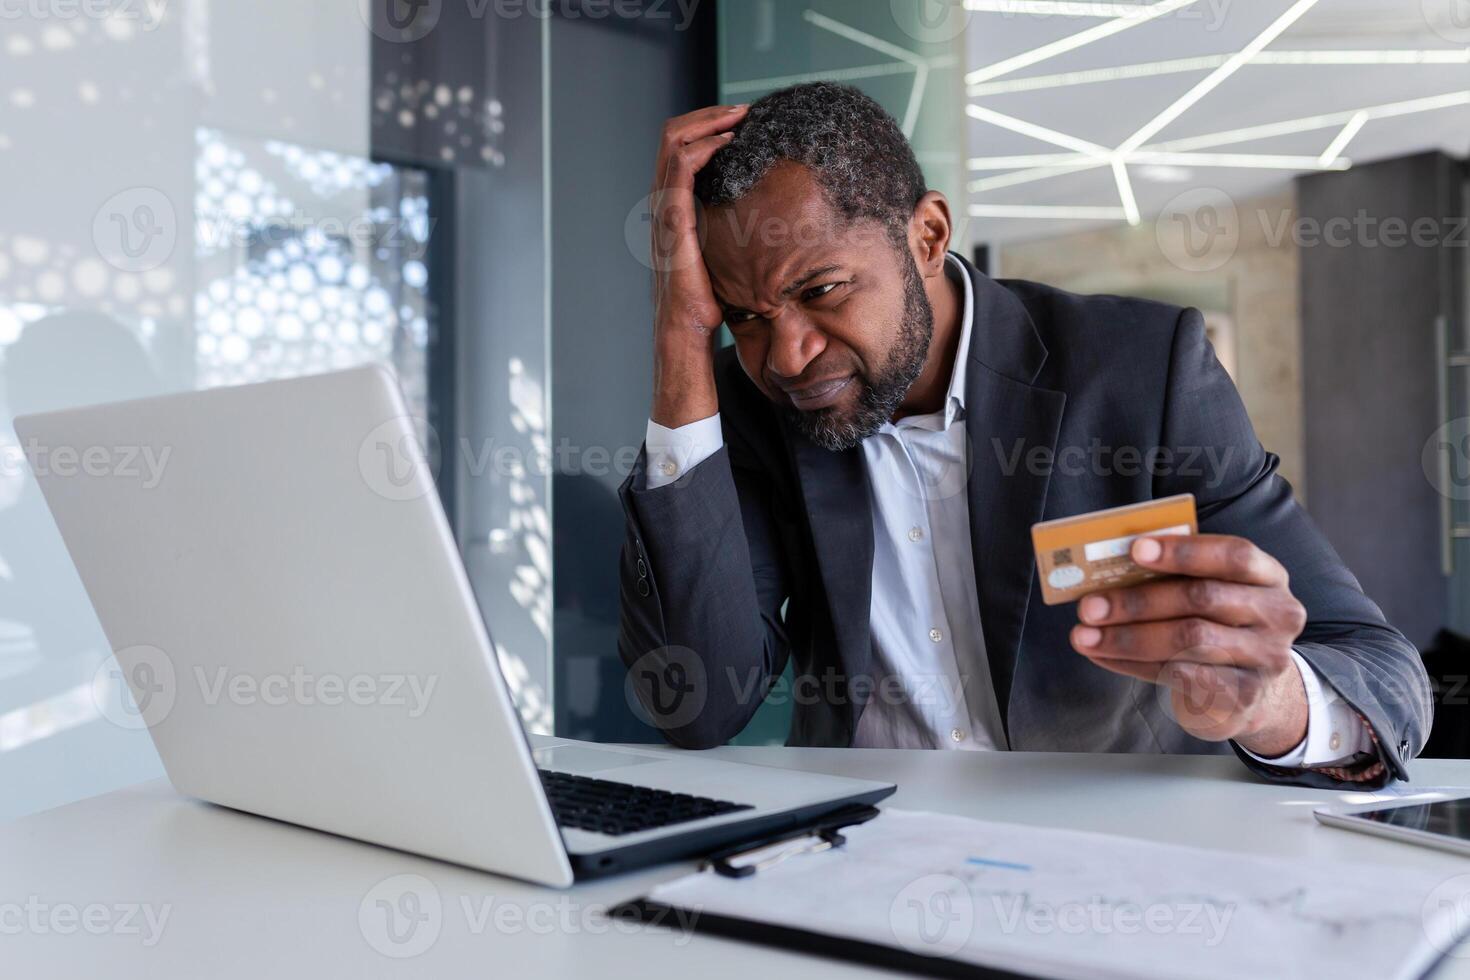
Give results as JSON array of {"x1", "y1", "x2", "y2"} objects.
[{"x1": 649, "y1": 809, "x2": 1470, "y2": 980}]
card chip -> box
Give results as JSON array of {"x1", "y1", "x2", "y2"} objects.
[{"x1": 1053, "y1": 548, "x2": 1073, "y2": 566}]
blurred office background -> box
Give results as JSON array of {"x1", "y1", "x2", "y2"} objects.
[{"x1": 1, "y1": 0, "x2": 1467, "y2": 818}]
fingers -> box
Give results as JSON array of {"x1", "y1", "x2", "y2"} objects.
[
  {"x1": 660, "y1": 130, "x2": 738, "y2": 190},
  {"x1": 1077, "y1": 578, "x2": 1289, "y2": 630},
  {"x1": 650, "y1": 131, "x2": 737, "y2": 315},
  {"x1": 1129, "y1": 533, "x2": 1287, "y2": 588},
  {"x1": 665, "y1": 103, "x2": 749, "y2": 141},
  {"x1": 1087, "y1": 656, "x2": 1163, "y2": 684},
  {"x1": 1070, "y1": 617, "x2": 1291, "y2": 674},
  {"x1": 647, "y1": 106, "x2": 745, "y2": 337},
  {"x1": 1087, "y1": 658, "x2": 1258, "y2": 696},
  {"x1": 656, "y1": 104, "x2": 747, "y2": 178},
  {"x1": 653, "y1": 130, "x2": 735, "y2": 246}
]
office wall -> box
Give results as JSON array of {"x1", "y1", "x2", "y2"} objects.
[
  {"x1": 1298, "y1": 153, "x2": 1470, "y2": 648},
  {"x1": 998, "y1": 190, "x2": 1307, "y2": 497},
  {"x1": 549, "y1": 8, "x2": 715, "y2": 741}
]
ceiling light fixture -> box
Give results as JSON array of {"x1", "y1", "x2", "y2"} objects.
[
  {"x1": 965, "y1": 103, "x2": 1113, "y2": 156},
  {"x1": 1317, "y1": 111, "x2": 1369, "y2": 167},
  {"x1": 967, "y1": 150, "x2": 1353, "y2": 170},
  {"x1": 964, "y1": 0, "x2": 1201, "y2": 85},
  {"x1": 967, "y1": 49, "x2": 1470, "y2": 97},
  {"x1": 963, "y1": 1, "x2": 1148, "y2": 15},
  {"x1": 1147, "y1": 90, "x2": 1470, "y2": 152},
  {"x1": 1116, "y1": 0, "x2": 1322, "y2": 154},
  {"x1": 1111, "y1": 158, "x2": 1141, "y2": 225},
  {"x1": 968, "y1": 204, "x2": 1130, "y2": 219},
  {"x1": 967, "y1": 162, "x2": 1103, "y2": 192}
]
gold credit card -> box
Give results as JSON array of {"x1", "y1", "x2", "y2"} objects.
[{"x1": 1032, "y1": 494, "x2": 1198, "y2": 606}]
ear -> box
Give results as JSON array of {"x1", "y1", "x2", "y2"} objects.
[{"x1": 907, "y1": 191, "x2": 953, "y2": 278}]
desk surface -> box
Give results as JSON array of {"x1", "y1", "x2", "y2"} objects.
[{"x1": 7, "y1": 747, "x2": 1470, "y2": 978}]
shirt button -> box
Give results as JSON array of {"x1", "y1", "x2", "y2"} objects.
[
  {"x1": 658, "y1": 459, "x2": 678, "y2": 477},
  {"x1": 1329, "y1": 732, "x2": 1341, "y2": 752},
  {"x1": 908, "y1": 526, "x2": 924, "y2": 543},
  {"x1": 929, "y1": 628, "x2": 943, "y2": 643},
  {"x1": 951, "y1": 729, "x2": 965, "y2": 743}
]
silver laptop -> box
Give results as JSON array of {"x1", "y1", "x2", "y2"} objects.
[{"x1": 15, "y1": 365, "x2": 893, "y2": 887}]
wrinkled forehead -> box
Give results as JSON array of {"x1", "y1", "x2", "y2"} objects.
[{"x1": 700, "y1": 161, "x2": 893, "y2": 306}]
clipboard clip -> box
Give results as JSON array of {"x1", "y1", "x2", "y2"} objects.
[{"x1": 705, "y1": 804, "x2": 882, "y2": 879}]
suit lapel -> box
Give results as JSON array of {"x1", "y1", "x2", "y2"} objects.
[
  {"x1": 786, "y1": 429, "x2": 873, "y2": 740},
  {"x1": 958, "y1": 259, "x2": 1066, "y2": 735}
]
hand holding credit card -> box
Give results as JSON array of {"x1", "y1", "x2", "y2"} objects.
[
  {"x1": 1032, "y1": 494, "x2": 1198, "y2": 605},
  {"x1": 1032, "y1": 494, "x2": 1313, "y2": 756}
]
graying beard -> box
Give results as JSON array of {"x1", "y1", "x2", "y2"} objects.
[{"x1": 792, "y1": 257, "x2": 933, "y2": 452}]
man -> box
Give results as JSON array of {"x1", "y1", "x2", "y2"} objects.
[{"x1": 618, "y1": 83, "x2": 1431, "y2": 788}]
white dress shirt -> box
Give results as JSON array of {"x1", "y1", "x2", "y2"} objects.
[{"x1": 641, "y1": 254, "x2": 1369, "y2": 767}]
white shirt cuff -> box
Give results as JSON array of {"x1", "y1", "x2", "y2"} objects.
[
  {"x1": 1242, "y1": 650, "x2": 1373, "y2": 768},
  {"x1": 642, "y1": 414, "x2": 724, "y2": 490}
]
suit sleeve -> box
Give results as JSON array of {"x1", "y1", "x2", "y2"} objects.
[
  {"x1": 617, "y1": 419, "x2": 793, "y2": 749},
  {"x1": 1156, "y1": 308, "x2": 1433, "y2": 788}
]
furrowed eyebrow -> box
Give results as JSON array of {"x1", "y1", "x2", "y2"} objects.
[
  {"x1": 714, "y1": 265, "x2": 844, "y2": 317},
  {"x1": 779, "y1": 265, "x2": 842, "y2": 299}
]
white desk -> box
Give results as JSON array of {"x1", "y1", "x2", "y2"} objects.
[{"x1": 7, "y1": 748, "x2": 1470, "y2": 978}]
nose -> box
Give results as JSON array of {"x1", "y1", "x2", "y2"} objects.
[{"x1": 764, "y1": 311, "x2": 827, "y2": 383}]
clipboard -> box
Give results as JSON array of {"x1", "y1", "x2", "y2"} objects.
[
  {"x1": 610, "y1": 808, "x2": 1467, "y2": 980},
  {"x1": 610, "y1": 804, "x2": 1040, "y2": 980},
  {"x1": 703, "y1": 802, "x2": 881, "y2": 878},
  {"x1": 611, "y1": 896, "x2": 1039, "y2": 980}
]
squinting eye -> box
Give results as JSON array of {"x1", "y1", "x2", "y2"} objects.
[
  {"x1": 803, "y1": 283, "x2": 839, "y2": 301},
  {"x1": 725, "y1": 311, "x2": 757, "y2": 325}
]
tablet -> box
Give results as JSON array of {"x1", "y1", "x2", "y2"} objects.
[{"x1": 1315, "y1": 794, "x2": 1470, "y2": 857}]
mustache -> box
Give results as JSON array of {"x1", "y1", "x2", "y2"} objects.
[{"x1": 767, "y1": 359, "x2": 862, "y2": 392}]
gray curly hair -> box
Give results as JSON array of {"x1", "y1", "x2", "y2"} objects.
[{"x1": 695, "y1": 82, "x2": 927, "y2": 247}]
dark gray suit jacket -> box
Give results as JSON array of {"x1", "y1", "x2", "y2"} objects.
[{"x1": 618, "y1": 254, "x2": 1432, "y2": 788}]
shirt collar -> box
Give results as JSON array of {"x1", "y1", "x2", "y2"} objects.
[
  {"x1": 942, "y1": 251, "x2": 974, "y2": 427},
  {"x1": 872, "y1": 252, "x2": 974, "y2": 437}
]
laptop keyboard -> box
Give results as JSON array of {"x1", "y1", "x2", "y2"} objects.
[{"x1": 538, "y1": 769, "x2": 754, "y2": 837}]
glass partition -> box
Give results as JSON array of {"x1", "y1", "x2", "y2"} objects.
[{"x1": 0, "y1": 1, "x2": 425, "y2": 819}]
